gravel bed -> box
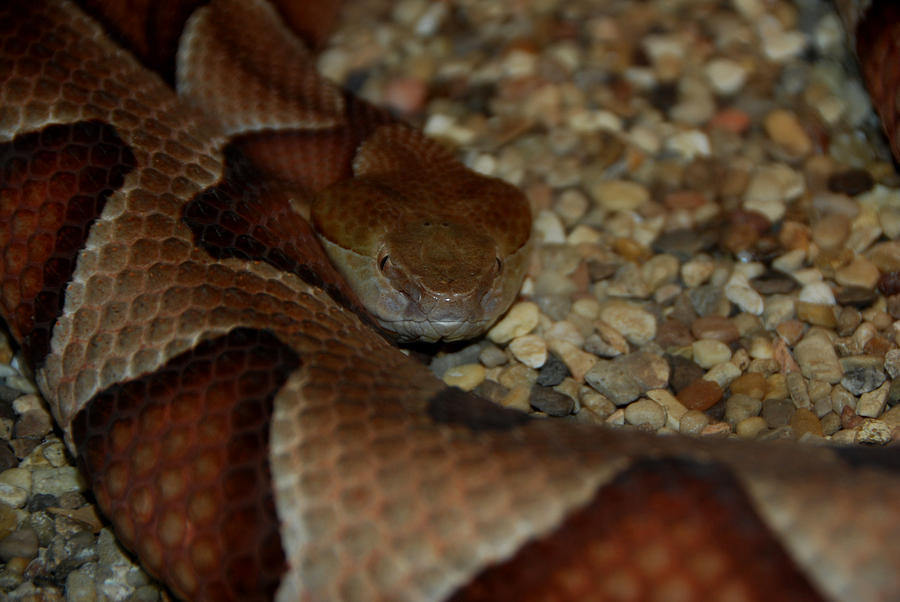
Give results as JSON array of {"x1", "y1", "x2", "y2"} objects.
[{"x1": 2, "y1": 0, "x2": 899, "y2": 599}]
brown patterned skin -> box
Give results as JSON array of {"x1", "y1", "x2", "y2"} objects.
[{"x1": 2, "y1": 1, "x2": 900, "y2": 602}]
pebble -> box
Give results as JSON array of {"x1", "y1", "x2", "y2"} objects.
[
  {"x1": 690, "y1": 315, "x2": 739, "y2": 343},
  {"x1": 508, "y1": 335, "x2": 547, "y2": 369},
  {"x1": 736, "y1": 416, "x2": 769, "y2": 439},
  {"x1": 725, "y1": 274, "x2": 764, "y2": 314},
  {"x1": 730, "y1": 372, "x2": 767, "y2": 398},
  {"x1": 615, "y1": 352, "x2": 671, "y2": 390},
  {"x1": 691, "y1": 339, "x2": 732, "y2": 369},
  {"x1": 676, "y1": 379, "x2": 723, "y2": 411},
  {"x1": 598, "y1": 303, "x2": 657, "y2": 346},
  {"x1": 857, "y1": 381, "x2": 890, "y2": 418},
  {"x1": 584, "y1": 361, "x2": 643, "y2": 406},
  {"x1": 840, "y1": 360, "x2": 886, "y2": 395},
  {"x1": 535, "y1": 353, "x2": 570, "y2": 387},
  {"x1": 529, "y1": 386, "x2": 575, "y2": 417},
  {"x1": 703, "y1": 362, "x2": 742, "y2": 389},
  {"x1": 587, "y1": 179, "x2": 649, "y2": 212},
  {"x1": 790, "y1": 408, "x2": 824, "y2": 438},
  {"x1": 548, "y1": 340, "x2": 597, "y2": 383},
  {"x1": 764, "y1": 109, "x2": 812, "y2": 156},
  {"x1": 624, "y1": 399, "x2": 667, "y2": 430},
  {"x1": 705, "y1": 58, "x2": 748, "y2": 95},
  {"x1": 856, "y1": 419, "x2": 893, "y2": 445},
  {"x1": 762, "y1": 398, "x2": 796, "y2": 428},
  {"x1": 834, "y1": 257, "x2": 880, "y2": 289},
  {"x1": 679, "y1": 410, "x2": 710, "y2": 435},
  {"x1": 646, "y1": 389, "x2": 688, "y2": 430},
  {"x1": 724, "y1": 394, "x2": 763, "y2": 426},
  {"x1": 442, "y1": 364, "x2": 486, "y2": 391},
  {"x1": 487, "y1": 302, "x2": 540, "y2": 344}
]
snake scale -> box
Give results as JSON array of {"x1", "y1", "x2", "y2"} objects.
[{"x1": 2, "y1": 0, "x2": 900, "y2": 600}]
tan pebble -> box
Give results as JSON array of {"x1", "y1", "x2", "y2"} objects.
[
  {"x1": 700, "y1": 422, "x2": 732, "y2": 437},
  {"x1": 605, "y1": 408, "x2": 626, "y2": 426},
  {"x1": 641, "y1": 254, "x2": 679, "y2": 292},
  {"x1": 679, "y1": 409, "x2": 710, "y2": 435},
  {"x1": 571, "y1": 298, "x2": 601, "y2": 320},
  {"x1": 764, "y1": 109, "x2": 812, "y2": 156},
  {"x1": 646, "y1": 389, "x2": 688, "y2": 429},
  {"x1": 730, "y1": 372, "x2": 767, "y2": 398},
  {"x1": 624, "y1": 399, "x2": 667, "y2": 430},
  {"x1": 508, "y1": 335, "x2": 547, "y2": 369},
  {"x1": 791, "y1": 408, "x2": 824, "y2": 438},
  {"x1": 765, "y1": 373, "x2": 789, "y2": 400},
  {"x1": 681, "y1": 255, "x2": 716, "y2": 288},
  {"x1": 442, "y1": 364, "x2": 485, "y2": 391},
  {"x1": 811, "y1": 214, "x2": 850, "y2": 249},
  {"x1": 548, "y1": 340, "x2": 597, "y2": 383},
  {"x1": 598, "y1": 303, "x2": 656, "y2": 346},
  {"x1": 749, "y1": 336, "x2": 774, "y2": 359},
  {"x1": 796, "y1": 301, "x2": 837, "y2": 328},
  {"x1": 883, "y1": 405, "x2": 900, "y2": 427},
  {"x1": 736, "y1": 416, "x2": 769, "y2": 439},
  {"x1": 730, "y1": 348, "x2": 751, "y2": 371},
  {"x1": 798, "y1": 282, "x2": 836, "y2": 305},
  {"x1": 533, "y1": 210, "x2": 566, "y2": 243},
  {"x1": 691, "y1": 340, "x2": 731, "y2": 369},
  {"x1": 786, "y1": 372, "x2": 810, "y2": 409},
  {"x1": 834, "y1": 256, "x2": 880, "y2": 289},
  {"x1": 676, "y1": 379, "x2": 723, "y2": 411},
  {"x1": 580, "y1": 390, "x2": 616, "y2": 419},
  {"x1": 856, "y1": 419, "x2": 893, "y2": 445},
  {"x1": 858, "y1": 381, "x2": 890, "y2": 417},
  {"x1": 544, "y1": 321, "x2": 584, "y2": 347},
  {"x1": 488, "y1": 302, "x2": 540, "y2": 344},
  {"x1": 725, "y1": 275, "x2": 764, "y2": 315},
  {"x1": 499, "y1": 385, "x2": 532, "y2": 413},
  {"x1": 587, "y1": 179, "x2": 649, "y2": 212},
  {"x1": 703, "y1": 362, "x2": 742, "y2": 389},
  {"x1": 867, "y1": 241, "x2": 900, "y2": 272},
  {"x1": 497, "y1": 363, "x2": 538, "y2": 389},
  {"x1": 831, "y1": 428, "x2": 858, "y2": 444},
  {"x1": 775, "y1": 320, "x2": 805, "y2": 345}
]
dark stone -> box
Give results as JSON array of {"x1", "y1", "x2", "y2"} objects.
[
  {"x1": 836, "y1": 286, "x2": 878, "y2": 309},
  {"x1": 827, "y1": 168, "x2": 874, "y2": 196},
  {"x1": 840, "y1": 366, "x2": 886, "y2": 395},
  {"x1": 528, "y1": 386, "x2": 575, "y2": 416},
  {"x1": 536, "y1": 353, "x2": 570, "y2": 387},
  {"x1": 761, "y1": 398, "x2": 795, "y2": 428},
  {"x1": 750, "y1": 270, "x2": 798, "y2": 295},
  {"x1": 667, "y1": 355, "x2": 704, "y2": 393},
  {"x1": 27, "y1": 494, "x2": 58, "y2": 513}
]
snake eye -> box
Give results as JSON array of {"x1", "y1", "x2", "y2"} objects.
[{"x1": 378, "y1": 254, "x2": 390, "y2": 272}]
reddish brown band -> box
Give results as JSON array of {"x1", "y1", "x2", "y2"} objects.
[
  {"x1": 451, "y1": 458, "x2": 824, "y2": 602},
  {"x1": 0, "y1": 121, "x2": 136, "y2": 365},
  {"x1": 72, "y1": 328, "x2": 298, "y2": 601}
]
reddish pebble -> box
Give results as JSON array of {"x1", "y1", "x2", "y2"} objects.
[
  {"x1": 878, "y1": 271, "x2": 900, "y2": 296},
  {"x1": 383, "y1": 77, "x2": 428, "y2": 115},
  {"x1": 690, "y1": 316, "x2": 739, "y2": 344},
  {"x1": 840, "y1": 405, "x2": 864, "y2": 430},
  {"x1": 664, "y1": 190, "x2": 708, "y2": 210},
  {"x1": 710, "y1": 108, "x2": 751, "y2": 133},
  {"x1": 677, "y1": 379, "x2": 723, "y2": 411}
]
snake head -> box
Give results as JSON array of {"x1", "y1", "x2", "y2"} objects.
[{"x1": 311, "y1": 170, "x2": 532, "y2": 342}]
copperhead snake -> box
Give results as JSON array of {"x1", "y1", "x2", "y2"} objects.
[{"x1": 2, "y1": 0, "x2": 900, "y2": 601}]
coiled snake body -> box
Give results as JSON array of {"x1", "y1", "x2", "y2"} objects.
[{"x1": 2, "y1": 0, "x2": 900, "y2": 600}]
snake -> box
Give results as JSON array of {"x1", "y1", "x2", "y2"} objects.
[{"x1": 1, "y1": 0, "x2": 900, "y2": 600}]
